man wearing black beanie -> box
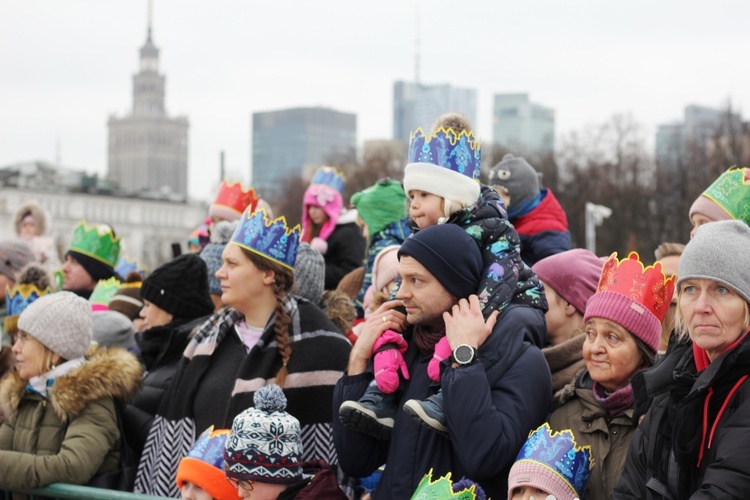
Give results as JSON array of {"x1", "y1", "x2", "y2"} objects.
[
  {"x1": 334, "y1": 223, "x2": 552, "y2": 500},
  {"x1": 63, "y1": 221, "x2": 122, "y2": 298}
]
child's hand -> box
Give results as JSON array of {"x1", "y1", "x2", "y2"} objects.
[
  {"x1": 443, "y1": 295, "x2": 499, "y2": 351},
  {"x1": 348, "y1": 300, "x2": 407, "y2": 375}
]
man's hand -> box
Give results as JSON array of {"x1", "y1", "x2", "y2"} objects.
[
  {"x1": 444, "y1": 295, "x2": 499, "y2": 352},
  {"x1": 348, "y1": 300, "x2": 407, "y2": 375}
]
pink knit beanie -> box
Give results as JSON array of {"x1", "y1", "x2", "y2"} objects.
[{"x1": 532, "y1": 249, "x2": 603, "y2": 315}]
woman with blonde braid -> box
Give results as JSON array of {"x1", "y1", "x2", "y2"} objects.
[{"x1": 134, "y1": 208, "x2": 352, "y2": 498}]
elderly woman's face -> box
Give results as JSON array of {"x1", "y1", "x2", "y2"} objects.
[
  {"x1": 583, "y1": 318, "x2": 642, "y2": 392},
  {"x1": 680, "y1": 278, "x2": 748, "y2": 361}
]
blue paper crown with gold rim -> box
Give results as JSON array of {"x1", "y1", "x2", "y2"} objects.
[
  {"x1": 230, "y1": 207, "x2": 300, "y2": 271},
  {"x1": 115, "y1": 255, "x2": 146, "y2": 279},
  {"x1": 69, "y1": 221, "x2": 121, "y2": 268},
  {"x1": 6, "y1": 283, "x2": 54, "y2": 317},
  {"x1": 310, "y1": 166, "x2": 346, "y2": 195},
  {"x1": 187, "y1": 426, "x2": 231, "y2": 470},
  {"x1": 408, "y1": 127, "x2": 481, "y2": 181},
  {"x1": 514, "y1": 423, "x2": 593, "y2": 498}
]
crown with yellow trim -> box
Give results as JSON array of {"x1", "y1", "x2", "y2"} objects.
[
  {"x1": 89, "y1": 277, "x2": 123, "y2": 311},
  {"x1": 701, "y1": 166, "x2": 750, "y2": 226},
  {"x1": 311, "y1": 166, "x2": 346, "y2": 195},
  {"x1": 68, "y1": 221, "x2": 121, "y2": 268},
  {"x1": 5, "y1": 283, "x2": 54, "y2": 334},
  {"x1": 230, "y1": 207, "x2": 300, "y2": 271},
  {"x1": 411, "y1": 469, "x2": 484, "y2": 500},
  {"x1": 512, "y1": 423, "x2": 593, "y2": 500},
  {"x1": 209, "y1": 180, "x2": 260, "y2": 222},
  {"x1": 115, "y1": 255, "x2": 147, "y2": 279}
]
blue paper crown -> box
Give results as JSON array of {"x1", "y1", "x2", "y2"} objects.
[
  {"x1": 408, "y1": 127, "x2": 481, "y2": 181},
  {"x1": 515, "y1": 423, "x2": 593, "y2": 498},
  {"x1": 230, "y1": 208, "x2": 300, "y2": 271},
  {"x1": 115, "y1": 255, "x2": 146, "y2": 279},
  {"x1": 188, "y1": 426, "x2": 231, "y2": 469},
  {"x1": 311, "y1": 166, "x2": 346, "y2": 195},
  {"x1": 6, "y1": 284, "x2": 54, "y2": 317}
]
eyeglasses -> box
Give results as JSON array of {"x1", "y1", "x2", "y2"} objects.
[
  {"x1": 12, "y1": 331, "x2": 30, "y2": 345},
  {"x1": 226, "y1": 477, "x2": 254, "y2": 491}
]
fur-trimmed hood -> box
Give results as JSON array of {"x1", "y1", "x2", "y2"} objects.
[
  {"x1": 14, "y1": 200, "x2": 48, "y2": 235},
  {"x1": 0, "y1": 346, "x2": 142, "y2": 422}
]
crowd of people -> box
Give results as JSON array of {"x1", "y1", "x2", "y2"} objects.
[{"x1": 1, "y1": 113, "x2": 750, "y2": 499}]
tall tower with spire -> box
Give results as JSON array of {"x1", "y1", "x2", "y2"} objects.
[{"x1": 107, "y1": 2, "x2": 189, "y2": 198}]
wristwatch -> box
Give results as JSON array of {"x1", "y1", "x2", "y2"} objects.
[{"x1": 452, "y1": 344, "x2": 477, "y2": 365}]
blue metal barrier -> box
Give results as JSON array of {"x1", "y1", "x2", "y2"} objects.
[{"x1": 2, "y1": 483, "x2": 171, "y2": 499}]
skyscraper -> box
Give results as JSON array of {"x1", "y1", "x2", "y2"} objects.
[
  {"x1": 492, "y1": 93, "x2": 555, "y2": 155},
  {"x1": 107, "y1": 14, "x2": 189, "y2": 198},
  {"x1": 251, "y1": 107, "x2": 356, "y2": 199},
  {"x1": 392, "y1": 81, "x2": 477, "y2": 140}
]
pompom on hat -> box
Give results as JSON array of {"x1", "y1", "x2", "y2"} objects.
[
  {"x1": 224, "y1": 385, "x2": 303, "y2": 484},
  {"x1": 4, "y1": 262, "x2": 54, "y2": 336},
  {"x1": 177, "y1": 426, "x2": 238, "y2": 500},
  {"x1": 403, "y1": 127, "x2": 481, "y2": 209},
  {"x1": 0, "y1": 240, "x2": 35, "y2": 281},
  {"x1": 18, "y1": 291, "x2": 92, "y2": 360},
  {"x1": 584, "y1": 252, "x2": 675, "y2": 353},
  {"x1": 508, "y1": 423, "x2": 593, "y2": 500},
  {"x1": 689, "y1": 166, "x2": 750, "y2": 226}
]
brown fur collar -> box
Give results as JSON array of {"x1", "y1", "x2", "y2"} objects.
[{"x1": 0, "y1": 346, "x2": 142, "y2": 422}]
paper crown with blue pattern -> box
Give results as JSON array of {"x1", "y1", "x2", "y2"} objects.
[
  {"x1": 115, "y1": 255, "x2": 146, "y2": 279},
  {"x1": 310, "y1": 166, "x2": 346, "y2": 195},
  {"x1": 403, "y1": 127, "x2": 482, "y2": 208},
  {"x1": 176, "y1": 426, "x2": 238, "y2": 500},
  {"x1": 509, "y1": 423, "x2": 593, "y2": 500},
  {"x1": 230, "y1": 207, "x2": 300, "y2": 271}
]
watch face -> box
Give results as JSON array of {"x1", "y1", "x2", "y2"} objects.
[{"x1": 454, "y1": 344, "x2": 474, "y2": 364}]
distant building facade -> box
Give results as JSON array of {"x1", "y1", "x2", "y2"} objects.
[
  {"x1": 393, "y1": 81, "x2": 477, "y2": 140},
  {"x1": 492, "y1": 93, "x2": 555, "y2": 154},
  {"x1": 107, "y1": 22, "x2": 189, "y2": 198},
  {"x1": 252, "y1": 107, "x2": 356, "y2": 199},
  {"x1": 0, "y1": 162, "x2": 206, "y2": 270},
  {"x1": 656, "y1": 104, "x2": 742, "y2": 170}
]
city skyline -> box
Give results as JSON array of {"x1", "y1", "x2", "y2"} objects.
[{"x1": 2, "y1": 0, "x2": 750, "y2": 202}]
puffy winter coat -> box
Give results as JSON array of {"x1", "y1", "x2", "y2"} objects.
[
  {"x1": 0, "y1": 347, "x2": 141, "y2": 489},
  {"x1": 548, "y1": 370, "x2": 636, "y2": 500},
  {"x1": 511, "y1": 188, "x2": 571, "y2": 267},
  {"x1": 333, "y1": 304, "x2": 552, "y2": 499},
  {"x1": 613, "y1": 335, "x2": 750, "y2": 499},
  {"x1": 324, "y1": 218, "x2": 366, "y2": 290}
]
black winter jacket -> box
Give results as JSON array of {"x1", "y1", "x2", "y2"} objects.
[
  {"x1": 332, "y1": 304, "x2": 552, "y2": 499},
  {"x1": 613, "y1": 334, "x2": 750, "y2": 499},
  {"x1": 324, "y1": 221, "x2": 365, "y2": 290},
  {"x1": 123, "y1": 316, "x2": 207, "y2": 456}
]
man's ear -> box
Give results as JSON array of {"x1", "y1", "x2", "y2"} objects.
[
  {"x1": 262, "y1": 269, "x2": 276, "y2": 286},
  {"x1": 564, "y1": 301, "x2": 578, "y2": 317}
]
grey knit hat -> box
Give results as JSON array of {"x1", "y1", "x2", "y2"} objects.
[
  {"x1": 293, "y1": 242, "x2": 325, "y2": 304},
  {"x1": 677, "y1": 220, "x2": 750, "y2": 304},
  {"x1": 92, "y1": 310, "x2": 136, "y2": 349},
  {"x1": 488, "y1": 154, "x2": 541, "y2": 216},
  {"x1": 18, "y1": 291, "x2": 92, "y2": 360},
  {"x1": 0, "y1": 240, "x2": 35, "y2": 280},
  {"x1": 200, "y1": 220, "x2": 238, "y2": 296}
]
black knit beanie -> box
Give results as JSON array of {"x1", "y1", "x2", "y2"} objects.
[
  {"x1": 67, "y1": 250, "x2": 122, "y2": 282},
  {"x1": 140, "y1": 254, "x2": 214, "y2": 319},
  {"x1": 398, "y1": 224, "x2": 482, "y2": 299}
]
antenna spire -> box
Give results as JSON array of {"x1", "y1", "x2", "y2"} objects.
[{"x1": 147, "y1": 0, "x2": 153, "y2": 41}]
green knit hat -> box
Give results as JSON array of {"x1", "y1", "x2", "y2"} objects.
[
  {"x1": 351, "y1": 179, "x2": 408, "y2": 235},
  {"x1": 700, "y1": 166, "x2": 750, "y2": 226}
]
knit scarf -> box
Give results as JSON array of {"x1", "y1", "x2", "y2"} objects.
[
  {"x1": 26, "y1": 357, "x2": 86, "y2": 397},
  {"x1": 414, "y1": 324, "x2": 445, "y2": 357},
  {"x1": 592, "y1": 381, "x2": 635, "y2": 418}
]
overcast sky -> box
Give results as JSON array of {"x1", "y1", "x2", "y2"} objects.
[{"x1": 2, "y1": 0, "x2": 749, "y2": 202}]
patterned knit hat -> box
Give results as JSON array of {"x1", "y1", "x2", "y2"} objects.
[
  {"x1": 584, "y1": 252, "x2": 675, "y2": 352},
  {"x1": 0, "y1": 240, "x2": 35, "y2": 281},
  {"x1": 18, "y1": 291, "x2": 92, "y2": 360},
  {"x1": 403, "y1": 127, "x2": 481, "y2": 208},
  {"x1": 689, "y1": 166, "x2": 750, "y2": 226},
  {"x1": 488, "y1": 154, "x2": 542, "y2": 218},
  {"x1": 508, "y1": 423, "x2": 592, "y2": 500},
  {"x1": 108, "y1": 272, "x2": 144, "y2": 321},
  {"x1": 293, "y1": 243, "x2": 325, "y2": 304},
  {"x1": 350, "y1": 179, "x2": 408, "y2": 236},
  {"x1": 177, "y1": 426, "x2": 238, "y2": 500},
  {"x1": 224, "y1": 385, "x2": 302, "y2": 484},
  {"x1": 140, "y1": 254, "x2": 214, "y2": 320}
]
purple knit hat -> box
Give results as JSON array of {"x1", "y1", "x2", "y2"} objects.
[
  {"x1": 532, "y1": 248, "x2": 603, "y2": 315},
  {"x1": 583, "y1": 252, "x2": 675, "y2": 353}
]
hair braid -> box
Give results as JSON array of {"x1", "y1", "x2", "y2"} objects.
[{"x1": 273, "y1": 281, "x2": 293, "y2": 387}]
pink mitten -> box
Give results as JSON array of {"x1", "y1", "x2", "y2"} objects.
[
  {"x1": 372, "y1": 330, "x2": 410, "y2": 394},
  {"x1": 427, "y1": 336, "x2": 452, "y2": 382},
  {"x1": 310, "y1": 237, "x2": 328, "y2": 255}
]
